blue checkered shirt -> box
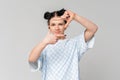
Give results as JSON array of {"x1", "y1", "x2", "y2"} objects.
[{"x1": 29, "y1": 30, "x2": 95, "y2": 80}]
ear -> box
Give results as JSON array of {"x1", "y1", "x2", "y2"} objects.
[{"x1": 48, "y1": 26, "x2": 50, "y2": 29}]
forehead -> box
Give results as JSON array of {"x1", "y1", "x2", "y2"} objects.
[{"x1": 50, "y1": 17, "x2": 64, "y2": 23}]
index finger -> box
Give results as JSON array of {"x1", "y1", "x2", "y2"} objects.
[{"x1": 55, "y1": 34, "x2": 65, "y2": 37}]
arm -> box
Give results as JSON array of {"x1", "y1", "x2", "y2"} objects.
[
  {"x1": 73, "y1": 14, "x2": 98, "y2": 42},
  {"x1": 28, "y1": 31, "x2": 55, "y2": 63},
  {"x1": 28, "y1": 30, "x2": 66, "y2": 63},
  {"x1": 28, "y1": 41, "x2": 47, "y2": 63},
  {"x1": 62, "y1": 10, "x2": 98, "y2": 42}
]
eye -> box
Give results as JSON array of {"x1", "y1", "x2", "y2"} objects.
[
  {"x1": 51, "y1": 23, "x2": 55, "y2": 26},
  {"x1": 59, "y1": 23, "x2": 64, "y2": 25}
]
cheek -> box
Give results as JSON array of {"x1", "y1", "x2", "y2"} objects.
[{"x1": 60, "y1": 27, "x2": 65, "y2": 31}]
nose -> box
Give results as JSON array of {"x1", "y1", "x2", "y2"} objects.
[{"x1": 54, "y1": 25, "x2": 59, "y2": 30}]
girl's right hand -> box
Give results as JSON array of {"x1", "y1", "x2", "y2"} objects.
[{"x1": 42, "y1": 30, "x2": 66, "y2": 45}]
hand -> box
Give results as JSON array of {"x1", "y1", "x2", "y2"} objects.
[
  {"x1": 61, "y1": 10, "x2": 76, "y2": 28},
  {"x1": 42, "y1": 30, "x2": 66, "y2": 45}
]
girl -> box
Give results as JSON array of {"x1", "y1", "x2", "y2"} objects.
[{"x1": 28, "y1": 8, "x2": 98, "y2": 80}]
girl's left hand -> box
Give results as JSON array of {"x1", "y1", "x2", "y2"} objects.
[{"x1": 61, "y1": 10, "x2": 76, "y2": 28}]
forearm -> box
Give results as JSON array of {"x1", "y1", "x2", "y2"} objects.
[
  {"x1": 73, "y1": 14, "x2": 98, "y2": 32},
  {"x1": 28, "y1": 41, "x2": 47, "y2": 63}
]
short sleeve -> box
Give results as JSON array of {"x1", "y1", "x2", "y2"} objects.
[
  {"x1": 28, "y1": 49, "x2": 46, "y2": 72},
  {"x1": 74, "y1": 30, "x2": 95, "y2": 61}
]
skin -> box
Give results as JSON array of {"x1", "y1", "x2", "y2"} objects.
[
  {"x1": 49, "y1": 17, "x2": 66, "y2": 35},
  {"x1": 43, "y1": 16, "x2": 67, "y2": 45},
  {"x1": 28, "y1": 10, "x2": 98, "y2": 62}
]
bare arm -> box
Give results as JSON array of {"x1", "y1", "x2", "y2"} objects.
[
  {"x1": 63, "y1": 10, "x2": 98, "y2": 42},
  {"x1": 28, "y1": 41, "x2": 47, "y2": 63},
  {"x1": 28, "y1": 30, "x2": 66, "y2": 63},
  {"x1": 73, "y1": 14, "x2": 98, "y2": 42}
]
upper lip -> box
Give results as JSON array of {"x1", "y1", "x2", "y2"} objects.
[{"x1": 55, "y1": 31, "x2": 61, "y2": 33}]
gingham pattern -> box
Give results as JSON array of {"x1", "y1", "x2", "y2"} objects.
[{"x1": 29, "y1": 30, "x2": 95, "y2": 80}]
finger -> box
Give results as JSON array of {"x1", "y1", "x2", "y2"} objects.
[
  {"x1": 58, "y1": 34, "x2": 66, "y2": 39},
  {"x1": 61, "y1": 15, "x2": 66, "y2": 18},
  {"x1": 61, "y1": 12, "x2": 69, "y2": 19},
  {"x1": 54, "y1": 37, "x2": 58, "y2": 41},
  {"x1": 56, "y1": 34, "x2": 66, "y2": 39},
  {"x1": 48, "y1": 31, "x2": 54, "y2": 36},
  {"x1": 48, "y1": 30, "x2": 51, "y2": 34},
  {"x1": 55, "y1": 34, "x2": 65, "y2": 37}
]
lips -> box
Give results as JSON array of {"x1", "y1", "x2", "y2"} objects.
[{"x1": 54, "y1": 31, "x2": 61, "y2": 34}]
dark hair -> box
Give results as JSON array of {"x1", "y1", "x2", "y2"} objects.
[{"x1": 44, "y1": 8, "x2": 67, "y2": 25}]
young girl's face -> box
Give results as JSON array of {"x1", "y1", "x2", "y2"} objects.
[{"x1": 49, "y1": 17, "x2": 66, "y2": 35}]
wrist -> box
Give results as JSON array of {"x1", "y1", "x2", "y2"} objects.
[
  {"x1": 41, "y1": 40, "x2": 49, "y2": 46},
  {"x1": 73, "y1": 13, "x2": 76, "y2": 20}
]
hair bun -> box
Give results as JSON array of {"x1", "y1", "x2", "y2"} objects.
[
  {"x1": 44, "y1": 12, "x2": 51, "y2": 20},
  {"x1": 57, "y1": 8, "x2": 66, "y2": 16}
]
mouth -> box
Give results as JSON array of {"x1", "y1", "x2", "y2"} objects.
[{"x1": 54, "y1": 31, "x2": 61, "y2": 34}]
